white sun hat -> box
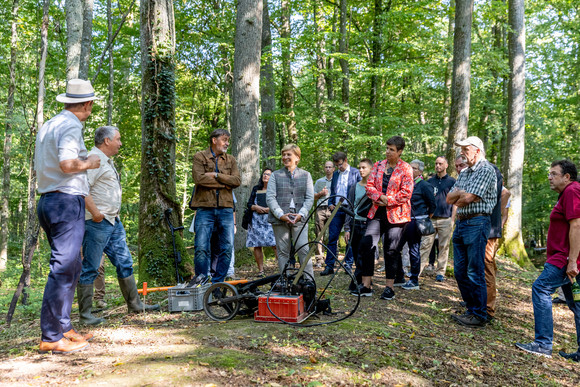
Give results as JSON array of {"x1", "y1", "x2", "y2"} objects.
[{"x1": 56, "y1": 79, "x2": 102, "y2": 103}]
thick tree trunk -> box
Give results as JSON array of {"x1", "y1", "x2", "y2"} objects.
[
  {"x1": 260, "y1": 0, "x2": 276, "y2": 170},
  {"x1": 231, "y1": 0, "x2": 262, "y2": 251},
  {"x1": 280, "y1": 0, "x2": 296, "y2": 143},
  {"x1": 66, "y1": 0, "x2": 83, "y2": 80},
  {"x1": 1, "y1": 0, "x2": 19, "y2": 272},
  {"x1": 445, "y1": 0, "x2": 473, "y2": 171},
  {"x1": 78, "y1": 0, "x2": 94, "y2": 79},
  {"x1": 6, "y1": 0, "x2": 46, "y2": 324},
  {"x1": 504, "y1": 0, "x2": 530, "y2": 267},
  {"x1": 139, "y1": 0, "x2": 190, "y2": 285},
  {"x1": 339, "y1": 0, "x2": 349, "y2": 123}
]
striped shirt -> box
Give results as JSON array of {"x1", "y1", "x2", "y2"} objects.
[{"x1": 452, "y1": 158, "x2": 497, "y2": 216}]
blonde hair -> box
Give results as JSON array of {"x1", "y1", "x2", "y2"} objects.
[{"x1": 281, "y1": 144, "x2": 301, "y2": 159}]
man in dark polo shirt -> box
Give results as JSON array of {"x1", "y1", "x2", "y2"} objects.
[
  {"x1": 420, "y1": 156, "x2": 455, "y2": 282},
  {"x1": 446, "y1": 136, "x2": 497, "y2": 327},
  {"x1": 516, "y1": 159, "x2": 580, "y2": 361}
]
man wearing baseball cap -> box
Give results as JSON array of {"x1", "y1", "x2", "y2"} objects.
[
  {"x1": 446, "y1": 136, "x2": 497, "y2": 327},
  {"x1": 36, "y1": 79, "x2": 101, "y2": 353}
]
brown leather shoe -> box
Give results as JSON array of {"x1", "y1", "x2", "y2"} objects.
[
  {"x1": 39, "y1": 337, "x2": 89, "y2": 354},
  {"x1": 63, "y1": 329, "x2": 93, "y2": 342}
]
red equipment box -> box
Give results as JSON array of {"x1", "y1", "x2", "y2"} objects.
[{"x1": 254, "y1": 293, "x2": 308, "y2": 323}]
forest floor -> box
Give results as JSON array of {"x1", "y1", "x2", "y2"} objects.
[{"x1": 1, "y1": 252, "x2": 580, "y2": 386}]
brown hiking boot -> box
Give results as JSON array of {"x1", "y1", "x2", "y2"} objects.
[{"x1": 39, "y1": 337, "x2": 89, "y2": 354}]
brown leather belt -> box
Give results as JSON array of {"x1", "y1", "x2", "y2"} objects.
[{"x1": 457, "y1": 212, "x2": 488, "y2": 221}]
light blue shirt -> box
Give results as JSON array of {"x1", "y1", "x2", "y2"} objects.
[
  {"x1": 336, "y1": 165, "x2": 351, "y2": 199},
  {"x1": 35, "y1": 110, "x2": 89, "y2": 196}
]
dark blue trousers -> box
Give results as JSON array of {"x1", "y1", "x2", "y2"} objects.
[
  {"x1": 324, "y1": 210, "x2": 354, "y2": 268},
  {"x1": 37, "y1": 192, "x2": 85, "y2": 342}
]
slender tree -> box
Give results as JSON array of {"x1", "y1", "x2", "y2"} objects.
[
  {"x1": 107, "y1": 0, "x2": 114, "y2": 124},
  {"x1": 338, "y1": 0, "x2": 349, "y2": 123},
  {"x1": 231, "y1": 0, "x2": 263, "y2": 250},
  {"x1": 445, "y1": 0, "x2": 473, "y2": 170},
  {"x1": 280, "y1": 0, "x2": 297, "y2": 142},
  {"x1": 441, "y1": 0, "x2": 455, "y2": 150},
  {"x1": 260, "y1": 0, "x2": 276, "y2": 170},
  {"x1": 139, "y1": 0, "x2": 189, "y2": 284},
  {"x1": 503, "y1": 0, "x2": 530, "y2": 266},
  {"x1": 1, "y1": 0, "x2": 19, "y2": 272}
]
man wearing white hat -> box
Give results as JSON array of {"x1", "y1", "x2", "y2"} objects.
[
  {"x1": 36, "y1": 79, "x2": 101, "y2": 353},
  {"x1": 446, "y1": 136, "x2": 497, "y2": 328}
]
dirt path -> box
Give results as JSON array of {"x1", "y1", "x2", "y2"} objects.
[{"x1": 1, "y1": 256, "x2": 580, "y2": 386}]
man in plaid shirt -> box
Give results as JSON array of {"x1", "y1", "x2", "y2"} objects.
[{"x1": 447, "y1": 136, "x2": 497, "y2": 327}]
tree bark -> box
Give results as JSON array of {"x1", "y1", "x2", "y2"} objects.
[
  {"x1": 1, "y1": 0, "x2": 19, "y2": 272},
  {"x1": 280, "y1": 0, "x2": 296, "y2": 143},
  {"x1": 260, "y1": 0, "x2": 276, "y2": 170},
  {"x1": 231, "y1": 0, "x2": 262, "y2": 250},
  {"x1": 139, "y1": 0, "x2": 190, "y2": 284},
  {"x1": 339, "y1": 0, "x2": 349, "y2": 123},
  {"x1": 66, "y1": 0, "x2": 83, "y2": 80},
  {"x1": 503, "y1": 0, "x2": 530, "y2": 267},
  {"x1": 445, "y1": 0, "x2": 473, "y2": 171}
]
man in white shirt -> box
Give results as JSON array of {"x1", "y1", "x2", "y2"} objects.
[
  {"x1": 78, "y1": 126, "x2": 159, "y2": 326},
  {"x1": 36, "y1": 79, "x2": 101, "y2": 354}
]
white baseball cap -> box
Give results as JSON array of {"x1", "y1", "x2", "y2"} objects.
[{"x1": 454, "y1": 136, "x2": 484, "y2": 151}]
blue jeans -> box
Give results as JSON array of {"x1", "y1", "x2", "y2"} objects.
[
  {"x1": 453, "y1": 215, "x2": 490, "y2": 320},
  {"x1": 80, "y1": 218, "x2": 134, "y2": 284},
  {"x1": 402, "y1": 219, "x2": 422, "y2": 284},
  {"x1": 37, "y1": 192, "x2": 85, "y2": 342},
  {"x1": 325, "y1": 210, "x2": 354, "y2": 268},
  {"x1": 532, "y1": 263, "x2": 580, "y2": 351},
  {"x1": 194, "y1": 207, "x2": 234, "y2": 283}
]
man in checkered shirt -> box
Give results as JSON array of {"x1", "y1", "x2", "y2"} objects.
[{"x1": 446, "y1": 136, "x2": 497, "y2": 327}]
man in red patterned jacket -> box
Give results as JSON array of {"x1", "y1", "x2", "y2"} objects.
[{"x1": 357, "y1": 136, "x2": 414, "y2": 299}]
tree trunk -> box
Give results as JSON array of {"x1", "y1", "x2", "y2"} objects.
[
  {"x1": 139, "y1": 0, "x2": 189, "y2": 285},
  {"x1": 503, "y1": 0, "x2": 530, "y2": 267},
  {"x1": 280, "y1": 0, "x2": 296, "y2": 143},
  {"x1": 231, "y1": 0, "x2": 262, "y2": 251},
  {"x1": 260, "y1": 0, "x2": 276, "y2": 170},
  {"x1": 6, "y1": 0, "x2": 46, "y2": 324},
  {"x1": 370, "y1": 0, "x2": 390, "y2": 115},
  {"x1": 78, "y1": 0, "x2": 94, "y2": 79},
  {"x1": 181, "y1": 88, "x2": 196, "y2": 219},
  {"x1": 1, "y1": 0, "x2": 19, "y2": 272},
  {"x1": 66, "y1": 0, "x2": 83, "y2": 80},
  {"x1": 339, "y1": 0, "x2": 349, "y2": 123},
  {"x1": 441, "y1": 0, "x2": 455, "y2": 151},
  {"x1": 107, "y1": 0, "x2": 113, "y2": 124},
  {"x1": 445, "y1": 0, "x2": 473, "y2": 172}
]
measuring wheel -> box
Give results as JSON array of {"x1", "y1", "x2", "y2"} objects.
[{"x1": 203, "y1": 282, "x2": 241, "y2": 321}]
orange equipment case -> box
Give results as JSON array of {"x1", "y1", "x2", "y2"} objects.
[{"x1": 254, "y1": 293, "x2": 308, "y2": 323}]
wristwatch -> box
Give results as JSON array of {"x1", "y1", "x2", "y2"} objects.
[{"x1": 215, "y1": 172, "x2": 218, "y2": 178}]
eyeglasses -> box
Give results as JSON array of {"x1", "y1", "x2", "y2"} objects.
[
  {"x1": 548, "y1": 172, "x2": 561, "y2": 178},
  {"x1": 263, "y1": 172, "x2": 272, "y2": 176}
]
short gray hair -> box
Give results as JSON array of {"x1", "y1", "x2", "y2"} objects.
[
  {"x1": 410, "y1": 159, "x2": 425, "y2": 171},
  {"x1": 95, "y1": 126, "x2": 119, "y2": 147}
]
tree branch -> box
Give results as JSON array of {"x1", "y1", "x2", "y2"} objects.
[{"x1": 91, "y1": 0, "x2": 137, "y2": 83}]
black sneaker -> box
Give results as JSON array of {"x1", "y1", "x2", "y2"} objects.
[
  {"x1": 453, "y1": 313, "x2": 486, "y2": 328},
  {"x1": 351, "y1": 286, "x2": 373, "y2": 297},
  {"x1": 380, "y1": 287, "x2": 395, "y2": 300},
  {"x1": 320, "y1": 266, "x2": 334, "y2": 276},
  {"x1": 559, "y1": 351, "x2": 580, "y2": 362}
]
